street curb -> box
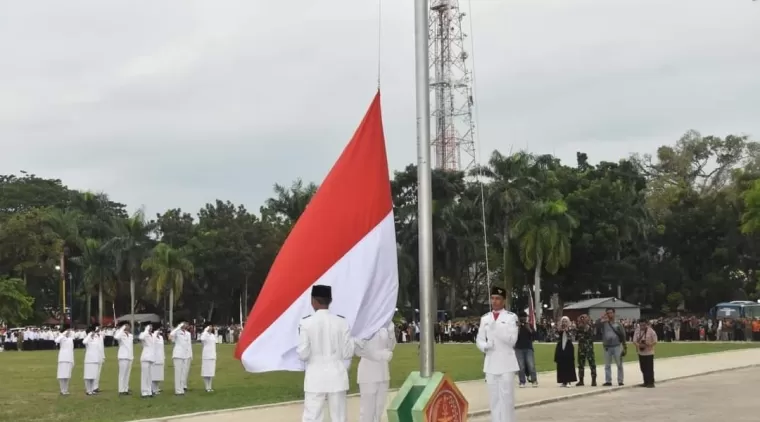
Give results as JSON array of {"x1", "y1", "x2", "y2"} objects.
[
  {"x1": 128, "y1": 348, "x2": 759, "y2": 422},
  {"x1": 468, "y1": 363, "x2": 760, "y2": 418}
]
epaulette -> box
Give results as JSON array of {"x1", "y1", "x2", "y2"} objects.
[
  {"x1": 337, "y1": 315, "x2": 345, "y2": 318},
  {"x1": 302, "y1": 315, "x2": 311, "y2": 319}
]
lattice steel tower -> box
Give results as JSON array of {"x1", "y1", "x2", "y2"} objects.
[{"x1": 429, "y1": 0, "x2": 476, "y2": 172}]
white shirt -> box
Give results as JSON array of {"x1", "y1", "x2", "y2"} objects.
[
  {"x1": 83, "y1": 333, "x2": 101, "y2": 364},
  {"x1": 200, "y1": 329, "x2": 217, "y2": 360},
  {"x1": 114, "y1": 326, "x2": 134, "y2": 360},
  {"x1": 55, "y1": 332, "x2": 75, "y2": 363},
  {"x1": 153, "y1": 333, "x2": 166, "y2": 365},
  {"x1": 169, "y1": 326, "x2": 193, "y2": 359},
  {"x1": 476, "y1": 310, "x2": 519, "y2": 375},
  {"x1": 297, "y1": 309, "x2": 355, "y2": 393},
  {"x1": 356, "y1": 321, "x2": 396, "y2": 384},
  {"x1": 138, "y1": 328, "x2": 155, "y2": 363}
]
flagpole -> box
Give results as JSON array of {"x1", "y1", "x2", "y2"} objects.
[{"x1": 414, "y1": 0, "x2": 435, "y2": 378}]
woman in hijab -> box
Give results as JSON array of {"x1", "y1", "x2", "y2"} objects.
[{"x1": 554, "y1": 316, "x2": 577, "y2": 387}]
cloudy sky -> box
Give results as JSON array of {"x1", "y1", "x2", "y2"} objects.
[{"x1": 1, "y1": 0, "x2": 758, "y2": 217}]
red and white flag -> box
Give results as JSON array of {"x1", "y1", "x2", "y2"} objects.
[{"x1": 235, "y1": 92, "x2": 399, "y2": 372}]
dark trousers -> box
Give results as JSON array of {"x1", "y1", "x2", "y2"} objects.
[{"x1": 638, "y1": 354, "x2": 655, "y2": 385}]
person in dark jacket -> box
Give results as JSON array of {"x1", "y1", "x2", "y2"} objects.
[
  {"x1": 515, "y1": 312, "x2": 538, "y2": 387},
  {"x1": 554, "y1": 316, "x2": 577, "y2": 387}
]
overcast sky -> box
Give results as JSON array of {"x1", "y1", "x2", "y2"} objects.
[{"x1": 1, "y1": 0, "x2": 758, "y2": 218}]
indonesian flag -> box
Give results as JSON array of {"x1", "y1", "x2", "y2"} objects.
[{"x1": 235, "y1": 92, "x2": 399, "y2": 372}]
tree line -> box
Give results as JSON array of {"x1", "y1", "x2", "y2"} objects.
[{"x1": 2, "y1": 129, "x2": 760, "y2": 326}]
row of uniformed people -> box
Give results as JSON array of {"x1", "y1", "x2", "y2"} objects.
[
  {"x1": 297, "y1": 284, "x2": 520, "y2": 422},
  {"x1": 3, "y1": 327, "x2": 121, "y2": 351},
  {"x1": 55, "y1": 321, "x2": 218, "y2": 397}
]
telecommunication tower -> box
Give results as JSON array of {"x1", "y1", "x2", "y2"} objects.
[{"x1": 429, "y1": 0, "x2": 477, "y2": 172}]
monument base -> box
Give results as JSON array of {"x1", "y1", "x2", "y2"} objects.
[{"x1": 387, "y1": 371, "x2": 469, "y2": 422}]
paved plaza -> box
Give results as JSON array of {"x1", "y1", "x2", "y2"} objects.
[
  {"x1": 472, "y1": 367, "x2": 760, "y2": 421},
  {"x1": 132, "y1": 348, "x2": 760, "y2": 422}
]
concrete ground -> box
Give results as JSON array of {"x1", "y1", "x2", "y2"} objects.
[
  {"x1": 132, "y1": 348, "x2": 760, "y2": 422},
  {"x1": 472, "y1": 367, "x2": 760, "y2": 422}
]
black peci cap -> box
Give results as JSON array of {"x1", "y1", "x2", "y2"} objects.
[
  {"x1": 490, "y1": 286, "x2": 507, "y2": 298},
  {"x1": 311, "y1": 285, "x2": 332, "y2": 300}
]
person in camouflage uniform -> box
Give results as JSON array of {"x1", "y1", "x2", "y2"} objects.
[{"x1": 575, "y1": 314, "x2": 597, "y2": 386}]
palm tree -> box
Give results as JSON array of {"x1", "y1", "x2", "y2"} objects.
[
  {"x1": 70, "y1": 238, "x2": 114, "y2": 326},
  {"x1": 512, "y1": 199, "x2": 579, "y2": 321},
  {"x1": 472, "y1": 151, "x2": 538, "y2": 296},
  {"x1": 103, "y1": 209, "x2": 156, "y2": 329},
  {"x1": 44, "y1": 208, "x2": 83, "y2": 320},
  {"x1": 141, "y1": 242, "x2": 194, "y2": 325}
]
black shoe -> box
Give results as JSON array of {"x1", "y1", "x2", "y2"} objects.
[
  {"x1": 645, "y1": 384, "x2": 655, "y2": 388},
  {"x1": 602, "y1": 382, "x2": 612, "y2": 386},
  {"x1": 591, "y1": 376, "x2": 597, "y2": 387},
  {"x1": 618, "y1": 382, "x2": 624, "y2": 386}
]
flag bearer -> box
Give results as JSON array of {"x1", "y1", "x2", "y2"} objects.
[
  {"x1": 476, "y1": 286, "x2": 519, "y2": 422},
  {"x1": 297, "y1": 285, "x2": 355, "y2": 422},
  {"x1": 356, "y1": 320, "x2": 396, "y2": 422}
]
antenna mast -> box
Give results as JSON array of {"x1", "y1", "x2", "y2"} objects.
[{"x1": 429, "y1": 0, "x2": 476, "y2": 172}]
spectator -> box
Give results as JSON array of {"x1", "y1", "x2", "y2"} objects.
[
  {"x1": 600, "y1": 308, "x2": 627, "y2": 386},
  {"x1": 634, "y1": 319, "x2": 658, "y2": 388},
  {"x1": 515, "y1": 312, "x2": 538, "y2": 388}
]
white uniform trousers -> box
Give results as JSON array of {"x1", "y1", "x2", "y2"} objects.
[
  {"x1": 94, "y1": 363, "x2": 103, "y2": 390},
  {"x1": 303, "y1": 391, "x2": 347, "y2": 422},
  {"x1": 183, "y1": 357, "x2": 192, "y2": 389},
  {"x1": 485, "y1": 372, "x2": 515, "y2": 422},
  {"x1": 173, "y1": 358, "x2": 187, "y2": 394},
  {"x1": 118, "y1": 359, "x2": 133, "y2": 393},
  {"x1": 359, "y1": 381, "x2": 389, "y2": 422},
  {"x1": 140, "y1": 361, "x2": 153, "y2": 396}
]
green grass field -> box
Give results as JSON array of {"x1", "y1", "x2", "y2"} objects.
[{"x1": 1, "y1": 341, "x2": 756, "y2": 422}]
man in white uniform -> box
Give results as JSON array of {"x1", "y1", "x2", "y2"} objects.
[
  {"x1": 355, "y1": 320, "x2": 396, "y2": 422},
  {"x1": 138, "y1": 324, "x2": 155, "y2": 398},
  {"x1": 476, "y1": 286, "x2": 519, "y2": 422},
  {"x1": 114, "y1": 322, "x2": 134, "y2": 395},
  {"x1": 297, "y1": 285, "x2": 355, "y2": 422},
  {"x1": 94, "y1": 326, "x2": 105, "y2": 393},
  {"x1": 169, "y1": 322, "x2": 192, "y2": 396}
]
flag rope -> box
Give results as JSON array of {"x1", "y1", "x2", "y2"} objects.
[
  {"x1": 377, "y1": 0, "x2": 383, "y2": 89},
  {"x1": 467, "y1": 0, "x2": 494, "y2": 313}
]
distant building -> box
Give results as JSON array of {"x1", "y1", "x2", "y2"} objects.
[{"x1": 563, "y1": 297, "x2": 641, "y2": 321}]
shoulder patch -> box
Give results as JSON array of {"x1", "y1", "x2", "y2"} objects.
[
  {"x1": 337, "y1": 314, "x2": 345, "y2": 318},
  {"x1": 302, "y1": 315, "x2": 311, "y2": 319}
]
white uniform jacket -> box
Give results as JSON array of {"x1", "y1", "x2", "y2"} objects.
[
  {"x1": 355, "y1": 321, "x2": 396, "y2": 384},
  {"x1": 138, "y1": 328, "x2": 155, "y2": 363},
  {"x1": 476, "y1": 311, "x2": 519, "y2": 374},
  {"x1": 114, "y1": 327, "x2": 134, "y2": 360},
  {"x1": 169, "y1": 326, "x2": 193, "y2": 360},
  {"x1": 297, "y1": 309, "x2": 355, "y2": 393}
]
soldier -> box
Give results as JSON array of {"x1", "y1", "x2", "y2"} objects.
[{"x1": 575, "y1": 314, "x2": 597, "y2": 386}]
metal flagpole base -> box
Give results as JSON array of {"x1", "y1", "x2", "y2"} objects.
[{"x1": 387, "y1": 372, "x2": 469, "y2": 422}]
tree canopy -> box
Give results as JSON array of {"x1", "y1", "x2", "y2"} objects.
[{"x1": 1, "y1": 129, "x2": 758, "y2": 325}]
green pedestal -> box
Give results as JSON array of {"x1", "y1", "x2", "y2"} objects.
[{"x1": 387, "y1": 371, "x2": 469, "y2": 422}]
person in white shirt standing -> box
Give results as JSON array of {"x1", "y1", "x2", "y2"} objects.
[
  {"x1": 113, "y1": 322, "x2": 134, "y2": 395},
  {"x1": 55, "y1": 325, "x2": 75, "y2": 396},
  {"x1": 138, "y1": 324, "x2": 155, "y2": 398},
  {"x1": 169, "y1": 322, "x2": 192, "y2": 396},
  {"x1": 476, "y1": 286, "x2": 519, "y2": 422},
  {"x1": 151, "y1": 326, "x2": 165, "y2": 394},
  {"x1": 297, "y1": 285, "x2": 355, "y2": 422},
  {"x1": 199, "y1": 323, "x2": 217, "y2": 392},
  {"x1": 82, "y1": 326, "x2": 101, "y2": 395},
  {"x1": 93, "y1": 326, "x2": 105, "y2": 393},
  {"x1": 355, "y1": 320, "x2": 396, "y2": 422}
]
